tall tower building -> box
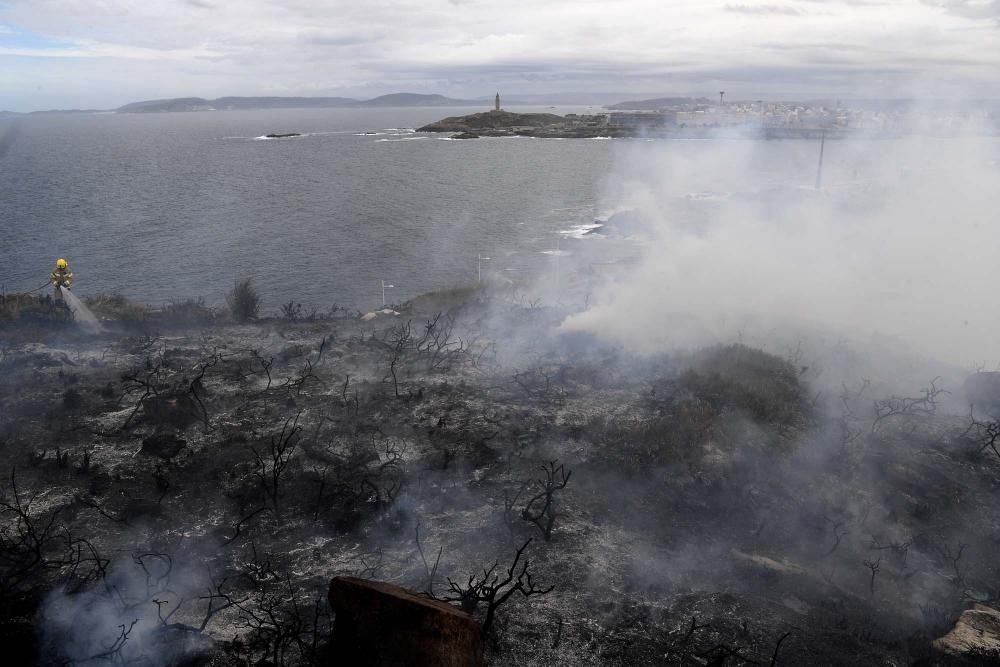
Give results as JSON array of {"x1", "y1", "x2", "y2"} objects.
[{"x1": 495, "y1": 92, "x2": 501, "y2": 112}]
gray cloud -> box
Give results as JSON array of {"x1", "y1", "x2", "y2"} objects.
[
  {"x1": 921, "y1": 0, "x2": 1000, "y2": 19},
  {"x1": 798, "y1": 0, "x2": 890, "y2": 6},
  {"x1": 725, "y1": 4, "x2": 804, "y2": 14},
  {"x1": 0, "y1": 1, "x2": 998, "y2": 111}
]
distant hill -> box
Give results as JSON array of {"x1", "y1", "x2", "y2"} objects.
[
  {"x1": 605, "y1": 97, "x2": 713, "y2": 110},
  {"x1": 1, "y1": 108, "x2": 106, "y2": 116},
  {"x1": 117, "y1": 97, "x2": 217, "y2": 113},
  {"x1": 116, "y1": 96, "x2": 356, "y2": 113},
  {"x1": 490, "y1": 92, "x2": 631, "y2": 106},
  {"x1": 351, "y1": 93, "x2": 477, "y2": 107},
  {"x1": 213, "y1": 96, "x2": 357, "y2": 110},
  {"x1": 114, "y1": 93, "x2": 480, "y2": 113},
  {"x1": 29, "y1": 109, "x2": 105, "y2": 115}
]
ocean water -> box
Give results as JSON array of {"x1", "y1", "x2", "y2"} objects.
[
  {"x1": 0, "y1": 106, "x2": 623, "y2": 312},
  {"x1": 0, "y1": 106, "x2": 870, "y2": 313}
]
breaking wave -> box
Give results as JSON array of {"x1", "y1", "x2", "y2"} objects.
[{"x1": 559, "y1": 222, "x2": 604, "y2": 239}]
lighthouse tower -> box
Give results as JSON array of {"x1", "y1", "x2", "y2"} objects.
[{"x1": 495, "y1": 92, "x2": 501, "y2": 112}]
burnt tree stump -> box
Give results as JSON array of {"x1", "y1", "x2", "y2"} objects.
[{"x1": 328, "y1": 576, "x2": 483, "y2": 667}]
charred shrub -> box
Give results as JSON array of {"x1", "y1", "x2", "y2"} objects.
[
  {"x1": 588, "y1": 400, "x2": 716, "y2": 469},
  {"x1": 443, "y1": 539, "x2": 553, "y2": 638},
  {"x1": 61, "y1": 388, "x2": 83, "y2": 409},
  {"x1": 519, "y1": 460, "x2": 572, "y2": 541},
  {"x1": 250, "y1": 415, "x2": 302, "y2": 511},
  {"x1": 280, "y1": 301, "x2": 303, "y2": 320}
]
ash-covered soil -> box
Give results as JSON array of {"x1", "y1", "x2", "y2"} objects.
[{"x1": 1, "y1": 287, "x2": 999, "y2": 666}]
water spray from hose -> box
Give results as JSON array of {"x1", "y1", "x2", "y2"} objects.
[{"x1": 59, "y1": 286, "x2": 102, "y2": 332}]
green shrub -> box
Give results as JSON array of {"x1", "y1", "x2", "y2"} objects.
[
  {"x1": 680, "y1": 344, "x2": 804, "y2": 424},
  {"x1": 227, "y1": 278, "x2": 261, "y2": 321},
  {"x1": 0, "y1": 293, "x2": 72, "y2": 329}
]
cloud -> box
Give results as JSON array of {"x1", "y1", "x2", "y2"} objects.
[
  {"x1": 921, "y1": 0, "x2": 1000, "y2": 20},
  {"x1": 0, "y1": 40, "x2": 222, "y2": 60},
  {"x1": 798, "y1": 0, "x2": 890, "y2": 6},
  {"x1": 0, "y1": 1, "x2": 998, "y2": 110},
  {"x1": 725, "y1": 4, "x2": 804, "y2": 14}
]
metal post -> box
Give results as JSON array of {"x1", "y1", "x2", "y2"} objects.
[
  {"x1": 815, "y1": 130, "x2": 826, "y2": 190},
  {"x1": 554, "y1": 238, "x2": 560, "y2": 304},
  {"x1": 478, "y1": 254, "x2": 491, "y2": 283}
]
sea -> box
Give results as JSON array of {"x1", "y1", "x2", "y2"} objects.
[{"x1": 0, "y1": 106, "x2": 858, "y2": 313}]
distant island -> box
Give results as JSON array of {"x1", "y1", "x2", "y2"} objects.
[
  {"x1": 115, "y1": 93, "x2": 480, "y2": 113},
  {"x1": 0, "y1": 93, "x2": 484, "y2": 116},
  {"x1": 0, "y1": 108, "x2": 106, "y2": 116}
]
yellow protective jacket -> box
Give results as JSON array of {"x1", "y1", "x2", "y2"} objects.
[{"x1": 50, "y1": 268, "x2": 73, "y2": 288}]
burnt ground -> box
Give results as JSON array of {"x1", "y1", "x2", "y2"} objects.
[{"x1": 1, "y1": 286, "x2": 999, "y2": 666}]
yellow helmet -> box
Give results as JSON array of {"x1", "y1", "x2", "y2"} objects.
[{"x1": 56, "y1": 258, "x2": 68, "y2": 269}]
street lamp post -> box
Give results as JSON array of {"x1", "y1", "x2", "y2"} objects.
[
  {"x1": 478, "y1": 253, "x2": 491, "y2": 283},
  {"x1": 553, "y1": 237, "x2": 561, "y2": 303}
]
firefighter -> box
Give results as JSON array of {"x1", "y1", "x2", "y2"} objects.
[{"x1": 50, "y1": 258, "x2": 73, "y2": 298}]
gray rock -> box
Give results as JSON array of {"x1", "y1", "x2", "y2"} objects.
[
  {"x1": 933, "y1": 604, "x2": 1000, "y2": 659},
  {"x1": 329, "y1": 576, "x2": 482, "y2": 667}
]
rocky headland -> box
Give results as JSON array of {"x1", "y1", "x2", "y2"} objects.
[{"x1": 418, "y1": 110, "x2": 621, "y2": 139}]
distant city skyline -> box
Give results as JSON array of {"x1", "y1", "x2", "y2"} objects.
[{"x1": 2, "y1": 0, "x2": 998, "y2": 113}]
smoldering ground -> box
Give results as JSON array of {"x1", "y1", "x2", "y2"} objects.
[{"x1": 545, "y1": 116, "x2": 1000, "y2": 660}]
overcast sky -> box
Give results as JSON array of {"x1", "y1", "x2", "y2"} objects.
[{"x1": 1, "y1": 0, "x2": 998, "y2": 111}]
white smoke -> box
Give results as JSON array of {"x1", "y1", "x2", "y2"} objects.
[
  {"x1": 562, "y1": 128, "x2": 1000, "y2": 369},
  {"x1": 40, "y1": 554, "x2": 212, "y2": 665}
]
